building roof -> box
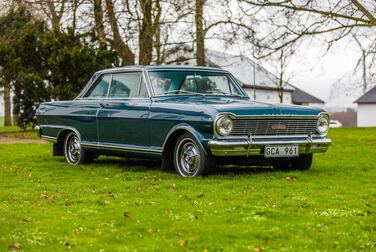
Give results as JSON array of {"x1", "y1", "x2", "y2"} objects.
[
  {"x1": 206, "y1": 50, "x2": 295, "y2": 91},
  {"x1": 292, "y1": 88, "x2": 325, "y2": 104},
  {"x1": 354, "y1": 85, "x2": 376, "y2": 104}
]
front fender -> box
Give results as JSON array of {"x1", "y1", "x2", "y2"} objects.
[{"x1": 163, "y1": 123, "x2": 211, "y2": 155}]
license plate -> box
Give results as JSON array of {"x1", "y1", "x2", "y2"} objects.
[{"x1": 265, "y1": 145, "x2": 299, "y2": 158}]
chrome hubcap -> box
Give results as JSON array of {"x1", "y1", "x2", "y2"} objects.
[
  {"x1": 178, "y1": 139, "x2": 200, "y2": 175},
  {"x1": 67, "y1": 135, "x2": 81, "y2": 163}
]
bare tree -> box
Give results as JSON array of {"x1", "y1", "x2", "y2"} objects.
[
  {"x1": 195, "y1": 0, "x2": 206, "y2": 66},
  {"x1": 93, "y1": 0, "x2": 107, "y2": 48},
  {"x1": 239, "y1": 0, "x2": 376, "y2": 58},
  {"x1": 139, "y1": 0, "x2": 161, "y2": 65},
  {"x1": 105, "y1": 0, "x2": 135, "y2": 65},
  {"x1": 24, "y1": 0, "x2": 67, "y2": 28}
]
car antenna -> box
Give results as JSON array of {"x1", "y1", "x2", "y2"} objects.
[{"x1": 253, "y1": 45, "x2": 256, "y2": 101}]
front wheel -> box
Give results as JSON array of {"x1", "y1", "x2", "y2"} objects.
[
  {"x1": 173, "y1": 133, "x2": 214, "y2": 177},
  {"x1": 273, "y1": 154, "x2": 313, "y2": 171},
  {"x1": 63, "y1": 132, "x2": 91, "y2": 165}
]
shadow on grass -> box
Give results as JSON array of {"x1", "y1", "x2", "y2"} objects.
[
  {"x1": 55, "y1": 154, "x2": 313, "y2": 176},
  {"x1": 208, "y1": 165, "x2": 275, "y2": 176},
  {"x1": 75, "y1": 156, "x2": 279, "y2": 176}
]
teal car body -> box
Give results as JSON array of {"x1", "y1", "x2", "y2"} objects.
[{"x1": 35, "y1": 66, "x2": 331, "y2": 175}]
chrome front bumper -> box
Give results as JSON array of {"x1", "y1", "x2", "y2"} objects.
[{"x1": 208, "y1": 136, "x2": 332, "y2": 156}]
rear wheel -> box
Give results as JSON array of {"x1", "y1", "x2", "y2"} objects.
[
  {"x1": 173, "y1": 133, "x2": 214, "y2": 177},
  {"x1": 63, "y1": 132, "x2": 91, "y2": 165},
  {"x1": 273, "y1": 154, "x2": 313, "y2": 171}
]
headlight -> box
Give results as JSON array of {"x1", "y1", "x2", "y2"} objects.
[
  {"x1": 216, "y1": 116, "x2": 233, "y2": 136},
  {"x1": 317, "y1": 113, "x2": 329, "y2": 136}
]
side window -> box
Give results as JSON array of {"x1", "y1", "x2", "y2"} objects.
[
  {"x1": 138, "y1": 78, "x2": 149, "y2": 98},
  {"x1": 84, "y1": 74, "x2": 111, "y2": 98},
  {"x1": 109, "y1": 72, "x2": 142, "y2": 98}
]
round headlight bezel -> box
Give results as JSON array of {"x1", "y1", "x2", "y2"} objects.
[
  {"x1": 215, "y1": 116, "x2": 233, "y2": 136},
  {"x1": 317, "y1": 113, "x2": 330, "y2": 136}
]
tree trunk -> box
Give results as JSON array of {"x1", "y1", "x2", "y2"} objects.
[
  {"x1": 277, "y1": 50, "x2": 285, "y2": 103},
  {"x1": 3, "y1": 84, "x2": 12, "y2": 126},
  {"x1": 72, "y1": 0, "x2": 78, "y2": 34},
  {"x1": 195, "y1": 0, "x2": 206, "y2": 66},
  {"x1": 362, "y1": 49, "x2": 367, "y2": 93},
  {"x1": 94, "y1": 0, "x2": 107, "y2": 48},
  {"x1": 45, "y1": 0, "x2": 65, "y2": 29},
  {"x1": 154, "y1": 22, "x2": 162, "y2": 64},
  {"x1": 139, "y1": 0, "x2": 161, "y2": 65},
  {"x1": 277, "y1": 76, "x2": 284, "y2": 103},
  {"x1": 139, "y1": 0, "x2": 154, "y2": 65},
  {"x1": 105, "y1": 0, "x2": 135, "y2": 65}
]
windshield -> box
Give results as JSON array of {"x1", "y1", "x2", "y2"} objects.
[{"x1": 148, "y1": 71, "x2": 245, "y2": 97}]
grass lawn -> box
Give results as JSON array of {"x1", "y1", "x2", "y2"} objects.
[
  {"x1": 0, "y1": 128, "x2": 375, "y2": 251},
  {"x1": 0, "y1": 116, "x2": 22, "y2": 132}
]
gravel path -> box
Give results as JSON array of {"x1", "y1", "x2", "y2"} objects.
[{"x1": 0, "y1": 136, "x2": 48, "y2": 144}]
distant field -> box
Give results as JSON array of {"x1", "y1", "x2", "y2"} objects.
[
  {"x1": 0, "y1": 128, "x2": 375, "y2": 251},
  {"x1": 0, "y1": 116, "x2": 3, "y2": 127}
]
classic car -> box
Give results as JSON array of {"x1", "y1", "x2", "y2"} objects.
[{"x1": 35, "y1": 66, "x2": 332, "y2": 177}]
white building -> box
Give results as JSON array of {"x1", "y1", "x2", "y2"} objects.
[
  {"x1": 206, "y1": 50, "x2": 295, "y2": 104},
  {"x1": 241, "y1": 83, "x2": 293, "y2": 104},
  {"x1": 354, "y1": 86, "x2": 376, "y2": 127}
]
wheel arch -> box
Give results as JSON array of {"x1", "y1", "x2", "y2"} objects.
[
  {"x1": 161, "y1": 124, "x2": 207, "y2": 171},
  {"x1": 54, "y1": 127, "x2": 82, "y2": 156}
]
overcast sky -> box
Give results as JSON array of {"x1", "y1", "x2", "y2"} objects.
[
  {"x1": 287, "y1": 38, "x2": 362, "y2": 101},
  {"x1": 208, "y1": 35, "x2": 363, "y2": 103}
]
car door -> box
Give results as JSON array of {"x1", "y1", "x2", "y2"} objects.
[
  {"x1": 72, "y1": 74, "x2": 111, "y2": 144},
  {"x1": 97, "y1": 71, "x2": 151, "y2": 148}
]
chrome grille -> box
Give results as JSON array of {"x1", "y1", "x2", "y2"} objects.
[{"x1": 231, "y1": 118, "x2": 318, "y2": 136}]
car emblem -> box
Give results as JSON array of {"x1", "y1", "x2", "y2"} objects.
[{"x1": 271, "y1": 125, "x2": 287, "y2": 130}]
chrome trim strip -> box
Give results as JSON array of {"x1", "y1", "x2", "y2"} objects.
[
  {"x1": 146, "y1": 69, "x2": 229, "y2": 73},
  {"x1": 39, "y1": 125, "x2": 82, "y2": 142},
  {"x1": 40, "y1": 135, "x2": 57, "y2": 142},
  {"x1": 220, "y1": 112, "x2": 321, "y2": 119},
  {"x1": 142, "y1": 69, "x2": 155, "y2": 97},
  {"x1": 39, "y1": 124, "x2": 161, "y2": 155},
  {"x1": 144, "y1": 69, "x2": 156, "y2": 97},
  {"x1": 215, "y1": 134, "x2": 323, "y2": 140},
  {"x1": 81, "y1": 142, "x2": 162, "y2": 154}
]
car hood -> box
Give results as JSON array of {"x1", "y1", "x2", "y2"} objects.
[{"x1": 153, "y1": 96, "x2": 324, "y2": 116}]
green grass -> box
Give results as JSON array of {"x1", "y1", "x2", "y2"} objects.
[
  {"x1": 0, "y1": 130, "x2": 38, "y2": 139},
  {"x1": 0, "y1": 122, "x2": 37, "y2": 138},
  {"x1": 0, "y1": 116, "x2": 21, "y2": 132},
  {"x1": 0, "y1": 128, "x2": 375, "y2": 251}
]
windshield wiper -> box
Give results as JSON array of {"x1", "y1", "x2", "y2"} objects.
[{"x1": 162, "y1": 90, "x2": 204, "y2": 96}]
